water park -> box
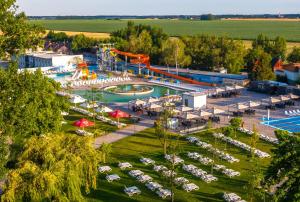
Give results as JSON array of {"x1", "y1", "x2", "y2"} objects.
[{"x1": 38, "y1": 45, "x2": 300, "y2": 202}]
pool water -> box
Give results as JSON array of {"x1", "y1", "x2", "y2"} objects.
[
  {"x1": 51, "y1": 65, "x2": 105, "y2": 81},
  {"x1": 261, "y1": 116, "x2": 300, "y2": 133},
  {"x1": 73, "y1": 85, "x2": 185, "y2": 103}
]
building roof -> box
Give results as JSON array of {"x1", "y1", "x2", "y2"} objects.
[
  {"x1": 282, "y1": 63, "x2": 300, "y2": 73},
  {"x1": 25, "y1": 51, "x2": 81, "y2": 59}
]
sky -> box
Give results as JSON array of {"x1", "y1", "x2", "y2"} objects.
[{"x1": 17, "y1": 0, "x2": 300, "y2": 16}]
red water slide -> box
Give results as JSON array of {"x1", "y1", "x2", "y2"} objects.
[{"x1": 111, "y1": 49, "x2": 215, "y2": 87}]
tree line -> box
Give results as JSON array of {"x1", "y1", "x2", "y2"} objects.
[{"x1": 111, "y1": 21, "x2": 300, "y2": 81}]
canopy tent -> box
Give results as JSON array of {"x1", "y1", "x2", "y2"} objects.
[
  {"x1": 145, "y1": 97, "x2": 159, "y2": 103},
  {"x1": 95, "y1": 105, "x2": 113, "y2": 113},
  {"x1": 278, "y1": 95, "x2": 290, "y2": 102},
  {"x1": 132, "y1": 99, "x2": 146, "y2": 106},
  {"x1": 243, "y1": 101, "x2": 261, "y2": 108},
  {"x1": 287, "y1": 93, "x2": 299, "y2": 100},
  {"x1": 176, "y1": 105, "x2": 193, "y2": 113},
  {"x1": 69, "y1": 96, "x2": 86, "y2": 104},
  {"x1": 233, "y1": 85, "x2": 244, "y2": 90},
  {"x1": 197, "y1": 110, "x2": 212, "y2": 117},
  {"x1": 171, "y1": 109, "x2": 181, "y2": 114},
  {"x1": 147, "y1": 103, "x2": 162, "y2": 110},
  {"x1": 262, "y1": 97, "x2": 281, "y2": 105},
  {"x1": 230, "y1": 103, "x2": 249, "y2": 111},
  {"x1": 73, "y1": 118, "x2": 95, "y2": 128},
  {"x1": 108, "y1": 110, "x2": 130, "y2": 119},
  {"x1": 215, "y1": 87, "x2": 225, "y2": 94},
  {"x1": 80, "y1": 102, "x2": 98, "y2": 109},
  {"x1": 207, "y1": 107, "x2": 225, "y2": 115},
  {"x1": 225, "y1": 86, "x2": 234, "y2": 91},
  {"x1": 182, "y1": 112, "x2": 200, "y2": 120}
]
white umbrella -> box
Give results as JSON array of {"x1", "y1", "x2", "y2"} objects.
[
  {"x1": 262, "y1": 97, "x2": 281, "y2": 104},
  {"x1": 233, "y1": 85, "x2": 244, "y2": 90},
  {"x1": 96, "y1": 105, "x2": 113, "y2": 113},
  {"x1": 208, "y1": 107, "x2": 225, "y2": 115},
  {"x1": 287, "y1": 93, "x2": 299, "y2": 100},
  {"x1": 215, "y1": 87, "x2": 225, "y2": 94},
  {"x1": 176, "y1": 105, "x2": 193, "y2": 112},
  {"x1": 80, "y1": 102, "x2": 93, "y2": 109},
  {"x1": 198, "y1": 110, "x2": 212, "y2": 117},
  {"x1": 145, "y1": 97, "x2": 159, "y2": 103},
  {"x1": 231, "y1": 103, "x2": 249, "y2": 110},
  {"x1": 225, "y1": 86, "x2": 234, "y2": 91},
  {"x1": 278, "y1": 95, "x2": 290, "y2": 102},
  {"x1": 244, "y1": 101, "x2": 261, "y2": 108},
  {"x1": 132, "y1": 99, "x2": 146, "y2": 106},
  {"x1": 147, "y1": 103, "x2": 162, "y2": 110},
  {"x1": 182, "y1": 112, "x2": 200, "y2": 120},
  {"x1": 69, "y1": 96, "x2": 86, "y2": 104}
]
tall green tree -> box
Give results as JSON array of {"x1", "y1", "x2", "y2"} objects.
[
  {"x1": 1, "y1": 133, "x2": 101, "y2": 201},
  {"x1": 264, "y1": 130, "x2": 300, "y2": 202},
  {"x1": 161, "y1": 37, "x2": 191, "y2": 72},
  {"x1": 287, "y1": 47, "x2": 300, "y2": 63},
  {"x1": 99, "y1": 143, "x2": 112, "y2": 164},
  {"x1": 246, "y1": 47, "x2": 275, "y2": 81},
  {"x1": 0, "y1": 0, "x2": 44, "y2": 58}
]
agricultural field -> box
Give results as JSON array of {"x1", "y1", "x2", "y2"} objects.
[
  {"x1": 86, "y1": 128, "x2": 274, "y2": 202},
  {"x1": 31, "y1": 19, "x2": 300, "y2": 42}
]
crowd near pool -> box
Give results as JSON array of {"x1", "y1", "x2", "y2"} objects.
[
  {"x1": 261, "y1": 116, "x2": 300, "y2": 133},
  {"x1": 73, "y1": 84, "x2": 185, "y2": 103}
]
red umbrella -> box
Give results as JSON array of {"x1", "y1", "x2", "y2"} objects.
[
  {"x1": 73, "y1": 118, "x2": 95, "y2": 128},
  {"x1": 108, "y1": 110, "x2": 130, "y2": 119}
]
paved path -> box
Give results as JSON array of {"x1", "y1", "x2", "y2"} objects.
[{"x1": 94, "y1": 118, "x2": 154, "y2": 148}]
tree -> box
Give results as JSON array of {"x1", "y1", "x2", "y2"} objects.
[
  {"x1": 246, "y1": 47, "x2": 275, "y2": 81},
  {"x1": 154, "y1": 109, "x2": 174, "y2": 155},
  {"x1": 1, "y1": 133, "x2": 101, "y2": 201},
  {"x1": 46, "y1": 30, "x2": 69, "y2": 42},
  {"x1": 128, "y1": 30, "x2": 153, "y2": 55},
  {"x1": 264, "y1": 130, "x2": 300, "y2": 202},
  {"x1": 272, "y1": 37, "x2": 287, "y2": 60},
  {"x1": 99, "y1": 143, "x2": 112, "y2": 164},
  {"x1": 287, "y1": 47, "x2": 300, "y2": 63},
  {"x1": 0, "y1": 64, "x2": 69, "y2": 176},
  {"x1": 229, "y1": 117, "x2": 242, "y2": 129},
  {"x1": 161, "y1": 37, "x2": 191, "y2": 74},
  {"x1": 223, "y1": 126, "x2": 234, "y2": 150},
  {"x1": 71, "y1": 34, "x2": 94, "y2": 52},
  {"x1": 0, "y1": 0, "x2": 44, "y2": 58}
]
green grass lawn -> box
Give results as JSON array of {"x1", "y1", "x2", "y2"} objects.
[
  {"x1": 62, "y1": 111, "x2": 118, "y2": 135},
  {"x1": 86, "y1": 128, "x2": 274, "y2": 202},
  {"x1": 31, "y1": 19, "x2": 300, "y2": 41}
]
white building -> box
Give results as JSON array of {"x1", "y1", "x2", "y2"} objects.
[
  {"x1": 182, "y1": 92, "x2": 207, "y2": 109},
  {"x1": 18, "y1": 51, "x2": 83, "y2": 69},
  {"x1": 275, "y1": 63, "x2": 300, "y2": 83}
]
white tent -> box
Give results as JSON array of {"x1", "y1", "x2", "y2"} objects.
[
  {"x1": 215, "y1": 87, "x2": 225, "y2": 94},
  {"x1": 233, "y1": 85, "x2": 244, "y2": 90},
  {"x1": 287, "y1": 93, "x2": 299, "y2": 100},
  {"x1": 197, "y1": 110, "x2": 212, "y2": 117},
  {"x1": 132, "y1": 99, "x2": 146, "y2": 106},
  {"x1": 147, "y1": 103, "x2": 162, "y2": 110},
  {"x1": 244, "y1": 101, "x2": 261, "y2": 108},
  {"x1": 225, "y1": 86, "x2": 234, "y2": 91},
  {"x1": 230, "y1": 103, "x2": 249, "y2": 110},
  {"x1": 69, "y1": 96, "x2": 86, "y2": 104},
  {"x1": 145, "y1": 97, "x2": 159, "y2": 103},
  {"x1": 182, "y1": 112, "x2": 200, "y2": 120},
  {"x1": 96, "y1": 105, "x2": 113, "y2": 113},
  {"x1": 207, "y1": 107, "x2": 225, "y2": 115},
  {"x1": 176, "y1": 105, "x2": 193, "y2": 112},
  {"x1": 262, "y1": 97, "x2": 281, "y2": 104},
  {"x1": 80, "y1": 102, "x2": 93, "y2": 109},
  {"x1": 278, "y1": 95, "x2": 290, "y2": 102}
]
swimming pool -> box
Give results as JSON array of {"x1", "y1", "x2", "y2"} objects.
[
  {"x1": 261, "y1": 116, "x2": 300, "y2": 133},
  {"x1": 73, "y1": 85, "x2": 185, "y2": 103}
]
